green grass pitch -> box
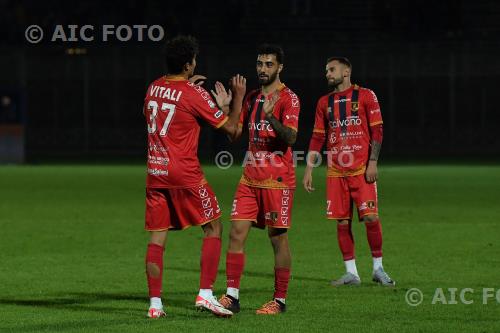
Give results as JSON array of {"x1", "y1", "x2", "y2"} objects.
[{"x1": 1, "y1": 164, "x2": 499, "y2": 332}]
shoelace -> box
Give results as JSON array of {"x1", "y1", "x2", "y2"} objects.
[
  {"x1": 261, "y1": 301, "x2": 280, "y2": 312},
  {"x1": 219, "y1": 295, "x2": 233, "y2": 307}
]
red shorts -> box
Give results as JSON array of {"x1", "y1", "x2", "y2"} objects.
[
  {"x1": 230, "y1": 183, "x2": 294, "y2": 229},
  {"x1": 145, "y1": 183, "x2": 222, "y2": 231},
  {"x1": 326, "y1": 174, "x2": 378, "y2": 221}
]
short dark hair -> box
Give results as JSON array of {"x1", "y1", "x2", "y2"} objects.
[
  {"x1": 257, "y1": 43, "x2": 284, "y2": 64},
  {"x1": 165, "y1": 35, "x2": 199, "y2": 74},
  {"x1": 327, "y1": 56, "x2": 352, "y2": 69}
]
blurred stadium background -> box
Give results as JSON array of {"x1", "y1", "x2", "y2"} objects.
[
  {"x1": 1, "y1": 2, "x2": 500, "y2": 332},
  {"x1": 1, "y1": 0, "x2": 499, "y2": 163}
]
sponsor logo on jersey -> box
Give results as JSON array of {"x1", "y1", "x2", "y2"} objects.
[
  {"x1": 148, "y1": 155, "x2": 170, "y2": 166},
  {"x1": 148, "y1": 143, "x2": 167, "y2": 152},
  {"x1": 329, "y1": 116, "x2": 362, "y2": 128},
  {"x1": 148, "y1": 168, "x2": 168, "y2": 176},
  {"x1": 339, "y1": 131, "x2": 364, "y2": 139},
  {"x1": 249, "y1": 120, "x2": 273, "y2": 132},
  {"x1": 214, "y1": 110, "x2": 223, "y2": 119}
]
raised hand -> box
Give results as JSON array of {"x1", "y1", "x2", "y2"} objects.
[
  {"x1": 263, "y1": 92, "x2": 280, "y2": 116},
  {"x1": 189, "y1": 74, "x2": 207, "y2": 86},
  {"x1": 211, "y1": 81, "x2": 232, "y2": 110},
  {"x1": 230, "y1": 74, "x2": 246, "y2": 98}
]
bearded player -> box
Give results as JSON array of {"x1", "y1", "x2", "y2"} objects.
[
  {"x1": 143, "y1": 35, "x2": 246, "y2": 318},
  {"x1": 303, "y1": 57, "x2": 395, "y2": 287},
  {"x1": 218, "y1": 44, "x2": 300, "y2": 315}
]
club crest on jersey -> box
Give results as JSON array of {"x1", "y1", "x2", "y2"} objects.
[
  {"x1": 265, "y1": 211, "x2": 279, "y2": 222},
  {"x1": 351, "y1": 102, "x2": 359, "y2": 112}
]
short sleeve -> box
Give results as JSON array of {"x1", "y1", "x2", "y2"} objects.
[
  {"x1": 364, "y1": 89, "x2": 383, "y2": 127},
  {"x1": 281, "y1": 93, "x2": 300, "y2": 131},
  {"x1": 312, "y1": 99, "x2": 327, "y2": 134},
  {"x1": 190, "y1": 85, "x2": 228, "y2": 129},
  {"x1": 238, "y1": 93, "x2": 252, "y2": 128}
]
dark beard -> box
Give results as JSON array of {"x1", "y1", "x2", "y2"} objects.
[
  {"x1": 259, "y1": 71, "x2": 278, "y2": 86},
  {"x1": 328, "y1": 77, "x2": 344, "y2": 90}
]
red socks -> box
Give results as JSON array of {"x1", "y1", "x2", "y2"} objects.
[
  {"x1": 200, "y1": 237, "x2": 222, "y2": 289},
  {"x1": 226, "y1": 252, "x2": 245, "y2": 289},
  {"x1": 337, "y1": 223, "x2": 355, "y2": 260},
  {"x1": 365, "y1": 220, "x2": 383, "y2": 258},
  {"x1": 226, "y1": 253, "x2": 290, "y2": 300},
  {"x1": 146, "y1": 243, "x2": 164, "y2": 298},
  {"x1": 274, "y1": 267, "x2": 291, "y2": 299}
]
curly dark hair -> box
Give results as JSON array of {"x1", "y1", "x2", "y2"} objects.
[
  {"x1": 165, "y1": 35, "x2": 199, "y2": 74},
  {"x1": 257, "y1": 43, "x2": 284, "y2": 64}
]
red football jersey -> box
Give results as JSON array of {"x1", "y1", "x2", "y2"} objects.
[
  {"x1": 238, "y1": 83, "x2": 300, "y2": 189},
  {"x1": 144, "y1": 76, "x2": 228, "y2": 188},
  {"x1": 312, "y1": 85, "x2": 382, "y2": 176}
]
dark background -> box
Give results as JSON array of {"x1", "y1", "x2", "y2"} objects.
[{"x1": 1, "y1": 0, "x2": 499, "y2": 162}]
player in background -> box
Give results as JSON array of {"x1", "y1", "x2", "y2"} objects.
[
  {"x1": 218, "y1": 44, "x2": 301, "y2": 315},
  {"x1": 303, "y1": 57, "x2": 395, "y2": 287},
  {"x1": 143, "y1": 35, "x2": 246, "y2": 318}
]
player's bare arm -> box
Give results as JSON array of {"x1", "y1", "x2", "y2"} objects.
[
  {"x1": 212, "y1": 75, "x2": 246, "y2": 138},
  {"x1": 225, "y1": 75, "x2": 247, "y2": 142},
  {"x1": 263, "y1": 94, "x2": 297, "y2": 146},
  {"x1": 366, "y1": 137, "x2": 382, "y2": 183},
  {"x1": 303, "y1": 151, "x2": 319, "y2": 193}
]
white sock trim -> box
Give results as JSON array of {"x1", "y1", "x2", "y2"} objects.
[
  {"x1": 344, "y1": 259, "x2": 359, "y2": 277},
  {"x1": 226, "y1": 287, "x2": 239, "y2": 299},
  {"x1": 198, "y1": 289, "x2": 213, "y2": 299},
  {"x1": 373, "y1": 257, "x2": 383, "y2": 271},
  {"x1": 150, "y1": 297, "x2": 162, "y2": 309}
]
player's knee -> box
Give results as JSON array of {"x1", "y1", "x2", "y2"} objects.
[
  {"x1": 269, "y1": 229, "x2": 288, "y2": 248},
  {"x1": 337, "y1": 219, "x2": 350, "y2": 225},
  {"x1": 203, "y1": 219, "x2": 223, "y2": 238},
  {"x1": 229, "y1": 224, "x2": 247, "y2": 244},
  {"x1": 149, "y1": 230, "x2": 167, "y2": 246},
  {"x1": 363, "y1": 215, "x2": 379, "y2": 223}
]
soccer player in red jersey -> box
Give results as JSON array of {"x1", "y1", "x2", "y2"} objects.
[
  {"x1": 218, "y1": 44, "x2": 300, "y2": 315},
  {"x1": 143, "y1": 35, "x2": 246, "y2": 318},
  {"x1": 303, "y1": 57, "x2": 395, "y2": 287}
]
